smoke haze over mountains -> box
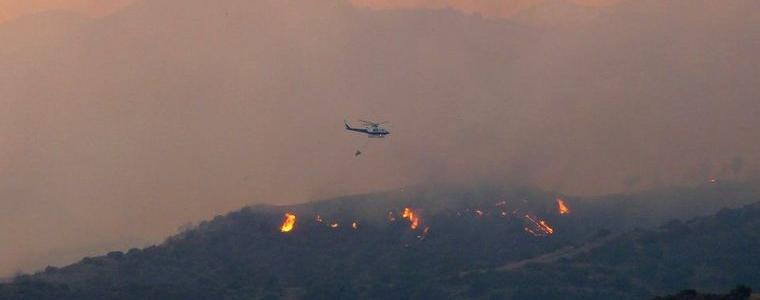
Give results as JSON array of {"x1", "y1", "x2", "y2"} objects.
[
  {"x1": 1, "y1": 0, "x2": 759, "y2": 277},
  {"x1": 0, "y1": 0, "x2": 619, "y2": 23}
]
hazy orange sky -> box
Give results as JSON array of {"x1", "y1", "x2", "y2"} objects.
[
  {"x1": 350, "y1": 0, "x2": 620, "y2": 17},
  {"x1": 1, "y1": 0, "x2": 757, "y2": 280},
  {"x1": 0, "y1": 0, "x2": 620, "y2": 23},
  {"x1": 0, "y1": 0, "x2": 132, "y2": 22}
]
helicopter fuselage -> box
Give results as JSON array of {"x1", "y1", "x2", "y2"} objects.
[{"x1": 345, "y1": 122, "x2": 390, "y2": 137}]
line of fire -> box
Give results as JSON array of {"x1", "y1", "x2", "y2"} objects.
[{"x1": 278, "y1": 199, "x2": 571, "y2": 239}]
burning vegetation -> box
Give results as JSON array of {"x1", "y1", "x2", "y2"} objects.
[
  {"x1": 402, "y1": 208, "x2": 421, "y2": 230},
  {"x1": 280, "y1": 213, "x2": 296, "y2": 233},
  {"x1": 278, "y1": 199, "x2": 568, "y2": 239},
  {"x1": 524, "y1": 215, "x2": 554, "y2": 237},
  {"x1": 557, "y1": 198, "x2": 570, "y2": 215}
]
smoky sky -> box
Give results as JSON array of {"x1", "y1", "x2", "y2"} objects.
[
  {"x1": 1, "y1": 0, "x2": 759, "y2": 277},
  {"x1": 0, "y1": 0, "x2": 133, "y2": 23},
  {"x1": 0, "y1": 0, "x2": 619, "y2": 23}
]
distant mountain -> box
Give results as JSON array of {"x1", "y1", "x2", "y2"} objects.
[
  {"x1": 511, "y1": 0, "x2": 604, "y2": 27},
  {"x1": 1, "y1": 182, "x2": 759, "y2": 299},
  {"x1": 2, "y1": 0, "x2": 760, "y2": 283},
  {"x1": 0, "y1": 0, "x2": 533, "y2": 277}
]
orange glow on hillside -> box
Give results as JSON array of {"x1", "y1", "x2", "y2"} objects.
[
  {"x1": 524, "y1": 215, "x2": 554, "y2": 236},
  {"x1": 402, "y1": 208, "x2": 420, "y2": 230},
  {"x1": 557, "y1": 198, "x2": 570, "y2": 215},
  {"x1": 280, "y1": 213, "x2": 296, "y2": 233}
]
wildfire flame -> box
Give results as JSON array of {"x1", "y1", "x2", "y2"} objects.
[
  {"x1": 280, "y1": 203, "x2": 558, "y2": 240},
  {"x1": 556, "y1": 198, "x2": 570, "y2": 215},
  {"x1": 539, "y1": 220, "x2": 554, "y2": 234},
  {"x1": 402, "y1": 208, "x2": 420, "y2": 230},
  {"x1": 280, "y1": 213, "x2": 296, "y2": 233},
  {"x1": 524, "y1": 215, "x2": 554, "y2": 236}
]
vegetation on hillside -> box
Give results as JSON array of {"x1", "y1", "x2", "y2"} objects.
[{"x1": 1, "y1": 182, "x2": 758, "y2": 299}]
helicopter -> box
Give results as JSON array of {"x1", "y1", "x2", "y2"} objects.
[{"x1": 344, "y1": 119, "x2": 390, "y2": 138}]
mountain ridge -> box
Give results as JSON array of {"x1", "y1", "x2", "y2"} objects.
[
  {"x1": 2, "y1": 0, "x2": 759, "y2": 281},
  {"x1": 2, "y1": 181, "x2": 759, "y2": 299}
]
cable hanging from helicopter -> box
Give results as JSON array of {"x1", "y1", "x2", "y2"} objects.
[{"x1": 344, "y1": 119, "x2": 390, "y2": 157}]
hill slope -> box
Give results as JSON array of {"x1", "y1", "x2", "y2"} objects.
[
  {"x1": 1, "y1": 182, "x2": 759, "y2": 299},
  {"x1": 2, "y1": 0, "x2": 760, "y2": 277},
  {"x1": 458, "y1": 202, "x2": 760, "y2": 299}
]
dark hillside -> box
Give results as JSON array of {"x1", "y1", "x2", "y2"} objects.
[
  {"x1": 1, "y1": 182, "x2": 759, "y2": 299},
  {"x1": 458, "y1": 202, "x2": 760, "y2": 299},
  {"x1": 652, "y1": 285, "x2": 752, "y2": 300}
]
